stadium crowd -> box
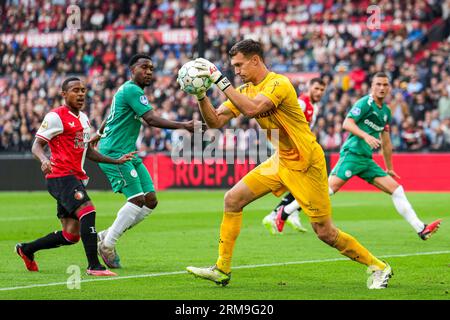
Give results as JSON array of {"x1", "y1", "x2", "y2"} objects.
[{"x1": 1, "y1": 0, "x2": 450, "y2": 154}]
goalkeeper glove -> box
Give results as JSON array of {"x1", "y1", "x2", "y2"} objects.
[
  {"x1": 195, "y1": 91, "x2": 206, "y2": 100},
  {"x1": 194, "y1": 58, "x2": 231, "y2": 91}
]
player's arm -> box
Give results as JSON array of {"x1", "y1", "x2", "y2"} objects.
[
  {"x1": 31, "y1": 137, "x2": 52, "y2": 174},
  {"x1": 221, "y1": 87, "x2": 275, "y2": 118},
  {"x1": 193, "y1": 58, "x2": 276, "y2": 118},
  {"x1": 342, "y1": 117, "x2": 381, "y2": 149},
  {"x1": 126, "y1": 85, "x2": 198, "y2": 133},
  {"x1": 90, "y1": 117, "x2": 107, "y2": 147},
  {"x1": 141, "y1": 110, "x2": 197, "y2": 132},
  {"x1": 197, "y1": 97, "x2": 234, "y2": 129},
  {"x1": 33, "y1": 112, "x2": 63, "y2": 174},
  {"x1": 380, "y1": 130, "x2": 400, "y2": 178},
  {"x1": 86, "y1": 145, "x2": 136, "y2": 164}
]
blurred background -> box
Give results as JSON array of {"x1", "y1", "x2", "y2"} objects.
[{"x1": 0, "y1": 0, "x2": 449, "y2": 190}]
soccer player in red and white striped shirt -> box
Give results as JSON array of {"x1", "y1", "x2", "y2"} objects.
[
  {"x1": 15, "y1": 77, "x2": 136, "y2": 276},
  {"x1": 262, "y1": 78, "x2": 326, "y2": 234}
]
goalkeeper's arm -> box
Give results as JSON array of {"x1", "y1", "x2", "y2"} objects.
[
  {"x1": 194, "y1": 58, "x2": 274, "y2": 118},
  {"x1": 197, "y1": 97, "x2": 234, "y2": 129}
]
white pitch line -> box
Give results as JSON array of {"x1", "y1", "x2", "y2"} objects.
[{"x1": 1, "y1": 250, "x2": 449, "y2": 292}]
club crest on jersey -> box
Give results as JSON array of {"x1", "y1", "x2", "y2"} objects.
[
  {"x1": 68, "y1": 121, "x2": 75, "y2": 128},
  {"x1": 140, "y1": 95, "x2": 149, "y2": 105},
  {"x1": 74, "y1": 190, "x2": 85, "y2": 201},
  {"x1": 351, "y1": 108, "x2": 361, "y2": 116},
  {"x1": 345, "y1": 170, "x2": 352, "y2": 178},
  {"x1": 130, "y1": 169, "x2": 138, "y2": 178}
]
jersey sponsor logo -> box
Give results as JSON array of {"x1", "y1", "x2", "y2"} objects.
[
  {"x1": 255, "y1": 108, "x2": 276, "y2": 119},
  {"x1": 384, "y1": 114, "x2": 388, "y2": 122},
  {"x1": 305, "y1": 201, "x2": 319, "y2": 213},
  {"x1": 140, "y1": 95, "x2": 149, "y2": 105},
  {"x1": 74, "y1": 132, "x2": 89, "y2": 149},
  {"x1": 351, "y1": 108, "x2": 361, "y2": 116},
  {"x1": 130, "y1": 169, "x2": 138, "y2": 178},
  {"x1": 364, "y1": 119, "x2": 384, "y2": 131}
]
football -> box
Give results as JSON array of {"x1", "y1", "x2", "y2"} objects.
[{"x1": 177, "y1": 60, "x2": 213, "y2": 95}]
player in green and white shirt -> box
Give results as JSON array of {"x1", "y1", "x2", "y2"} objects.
[
  {"x1": 91, "y1": 54, "x2": 199, "y2": 268},
  {"x1": 329, "y1": 72, "x2": 441, "y2": 240}
]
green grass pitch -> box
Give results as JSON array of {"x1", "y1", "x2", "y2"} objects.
[{"x1": 0, "y1": 190, "x2": 448, "y2": 300}]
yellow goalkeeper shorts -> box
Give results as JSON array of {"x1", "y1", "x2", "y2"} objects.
[{"x1": 243, "y1": 147, "x2": 331, "y2": 223}]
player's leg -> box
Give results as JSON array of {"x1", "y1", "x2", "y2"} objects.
[
  {"x1": 311, "y1": 217, "x2": 392, "y2": 289},
  {"x1": 15, "y1": 212, "x2": 81, "y2": 272},
  {"x1": 97, "y1": 195, "x2": 143, "y2": 269},
  {"x1": 370, "y1": 171, "x2": 441, "y2": 239},
  {"x1": 283, "y1": 147, "x2": 392, "y2": 288},
  {"x1": 128, "y1": 162, "x2": 157, "y2": 228},
  {"x1": 262, "y1": 192, "x2": 295, "y2": 226},
  {"x1": 274, "y1": 156, "x2": 349, "y2": 233},
  {"x1": 97, "y1": 161, "x2": 147, "y2": 266},
  {"x1": 99, "y1": 194, "x2": 143, "y2": 247},
  {"x1": 73, "y1": 200, "x2": 116, "y2": 276},
  {"x1": 285, "y1": 210, "x2": 307, "y2": 232},
  {"x1": 187, "y1": 157, "x2": 282, "y2": 285},
  {"x1": 275, "y1": 199, "x2": 307, "y2": 233},
  {"x1": 124, "y1": 191, "x2": 157, "y2": 228},
  {"x1": 61, "y1": 176, "x2": 115, "y2": 274},
  {"x1": 217, "y1": 179, "x2": 271, "y2": 273},
  {"x1": 187, "y1": 179, "x2": 272, "y2": 285},
  {"x1": 17, "y1": 176, "x2": 87, "y2": 272},
  {"x1": 99, "y1": 161, "x2": 156, "y2": 267}
]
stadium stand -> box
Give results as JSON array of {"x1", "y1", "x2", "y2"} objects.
[{"x1": 1, "y1": 0, "x2": 449, "y2": 154}]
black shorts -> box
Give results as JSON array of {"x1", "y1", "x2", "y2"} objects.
[{"x1": 46, "y1": 175, "x2": 91, "y2": 219}]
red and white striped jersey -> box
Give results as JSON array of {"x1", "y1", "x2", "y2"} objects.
[
  {"x1": 36, "y1": 105, "x2": 91, "y2": 180},
  {"x1": 298, "y1": 93, "x2": 319, "y2": 128}
]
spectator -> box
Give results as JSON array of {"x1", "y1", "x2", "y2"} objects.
[
  {"x1": 410, "y1": 92, "x2": 432, "y2": 122},
  {"x1": 0, "y1": 0, "x2": 449, "y2": 154},
  {"x1": 390, "y1": 124, "x2": 403, "y2": 151},
  {"x1": 438, "y1": 87, "x2": 450, "y2": 120}
]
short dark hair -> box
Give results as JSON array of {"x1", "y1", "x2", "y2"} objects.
[
  {"x1": 62, "y1": 77, "x2": 81, "y2": 91},
  {"x1": 129, "y1": 54, "x2": 152, "y2": 68},
  {"x1": 309, "y1": 77, "x2": 325, "y2": 87},
  {"x1": 229, "y1": 39, "x2": 264, "y2": 61},
  {"x1": 372, "y1": 72, "x2": 390, "y2": 82}
]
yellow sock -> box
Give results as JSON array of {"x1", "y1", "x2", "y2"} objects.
[
  {"x1": 216, "y1": 211, "x2": 242, "y2": 274},
  {"x1": 333, "y1": 229, "x2": 386, "y2": 270}
]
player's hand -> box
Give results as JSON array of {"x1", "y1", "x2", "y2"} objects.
[
  {"x1": 41, "y1": 159, "x2": 52, "y2": 174},
  {"x1": 194, "y1": 58, "x2": 222, "y2": 83},
  {"x1": 116, "y1": 151, "x2": 138, "y2": 164},
  {"x1": 183, "y1": 120, "x2": 202, "y2": 133},
  {"x1": 194, "y1": 58, "x2": 231, "y2": 91},
  {"x1": 386, "y1": 169, "x2": 400, "y2": 179},
  {"x1": 195, "y1": 89, "x2": 207, "y2": 100},
  {"x1": 363, "y1": 135, "x2": 381, "y2": 149}
]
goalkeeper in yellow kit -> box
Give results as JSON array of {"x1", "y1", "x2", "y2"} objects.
[{"x1": 185, "y1": 39, "x2": 392, "y2": 289}]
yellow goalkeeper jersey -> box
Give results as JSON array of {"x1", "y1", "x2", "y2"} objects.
[{"x1": 223, "y1": 72, "x2": 318, "y2": 171}]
